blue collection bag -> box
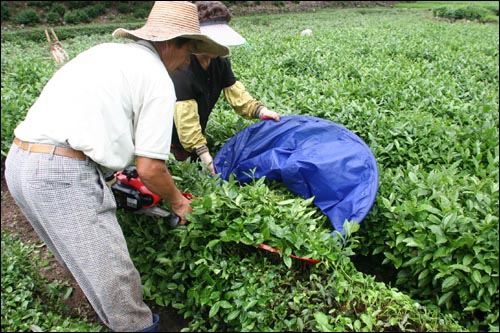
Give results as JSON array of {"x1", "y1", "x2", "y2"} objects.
[{"x1": 214, "y1": 115, "x2": 378, "y2": 234}]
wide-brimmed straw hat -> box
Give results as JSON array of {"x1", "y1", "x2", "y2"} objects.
[{"x1": 112, "y1": 1, "x2": 230, "y2": 57}]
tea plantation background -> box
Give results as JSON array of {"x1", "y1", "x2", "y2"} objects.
[{"x1": 1, "y1": 1, "x2": 498, "y2": 332}]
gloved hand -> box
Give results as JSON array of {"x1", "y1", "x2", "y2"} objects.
[
  {"x1": 259, "y1": 107, "x2": 280, "y2": 122},
  {"x1": 199, "y1": 150, "x2": 215, "y2": 175}
]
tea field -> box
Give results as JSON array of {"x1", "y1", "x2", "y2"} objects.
[{"x1": 1, "y1": 4, "x2": 498, "y2": 332}]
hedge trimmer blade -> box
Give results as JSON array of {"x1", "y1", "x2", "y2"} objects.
[
  {"x1": 135, "y1": 206, "x2": 171, "y2": 218},
  {"x1": 258, "y1": 243, "x2": 321, "y2": 264},
  {"x1": 45, "y1": 28, "x2": 69, "y2": 64}
]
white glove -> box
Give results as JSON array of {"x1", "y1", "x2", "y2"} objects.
[
  {"x1": 198, "y1": 151, "x2": 215, "y2": 175},
  {"x1": 259, "y1": 107, "x2": 280, "y2": 122}
]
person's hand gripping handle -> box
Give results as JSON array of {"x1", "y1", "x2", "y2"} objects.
[{"x1": 170, "y1": 192, "x2": 193, "y2": 228}]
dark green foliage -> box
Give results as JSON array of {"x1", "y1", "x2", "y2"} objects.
[
  {"x1": 14, "y1": 9, "x2": 40, "y2": 26},
  {"x1": 66, "y1": 1, "x2": 89, "y2": 10},
  {"x1": 27, "y1": 1, "x2": 55, "y2": 9},
  {"x1": 51, "y1": 2, "x2": 66, "y2": 17},
  {"x1": 64, "y1": 9, "x2": 90, "y2": 24},
  {"x1": 1, "y1": 233, "x2": 44, "y2": 332},
  {"x1": 133, "y1": 9, "x2": 149, "y2": 19},
  {"x1": 433, "y1": 5, "x2": 498, "y2": 21},
  {"x1": 46, "y1": 11, "x2": 61, "y2": 24},
  {"x1": 132, "y1": 1, "x2": 155, "y2": 15},
  {"x1": 2, "y1": 1, "x2": 156, "y2": 26},
  {"x1": 117, "y1": 2, "x2": 133, "y2": 14},
  {"x1": 102, "y1": 1, "x2": 114, "y2": 8},
  {"x1": 1, "y1": 2, "x2": 11, "y2": 21},
  {"x1": 119, "y1": 159, "x2": 465, "y2": 332},
  {"x1": 1, "y1": 22, "x2": 143, "y2": 43},
  {"x1": 452, "y1": 6, "x2": 490, "y2": 20},
  {"x1": 1, "y1": 233, "x2": 105, "y2": 332},
  {"x1": 222, "y1": 1, "x2": 247, "y2": 6},
  {"x1": 84, "y1": 4, "x2": 106, "y2": 20}
]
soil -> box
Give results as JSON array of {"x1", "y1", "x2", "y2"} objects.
[{"x1": 1, "y1": 175, "x2": 188, "y2": 332}]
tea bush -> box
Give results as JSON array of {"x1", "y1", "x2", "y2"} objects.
[
  {"x1": 13, "y1": 9, "x2": 40, "y2": 26},
  {"x1": 120, "y1": 160, "x2": 465, "y2": 331},
  {"x1": 1, "y1": 2, "x2": 11, "y2": 21},
  {"x1": 433, "y1": 5, "x2": 498, "y2": 21},
  {"x1": 46, "y1": 11, "x2": 62, "y2": 25},
  {"x1": 64, "y1": 10, "x2": 91, "y2": 25}
]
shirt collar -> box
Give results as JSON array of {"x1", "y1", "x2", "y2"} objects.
[{"x1": 136, "y1": 40, "x2": 159, "y2": 57}]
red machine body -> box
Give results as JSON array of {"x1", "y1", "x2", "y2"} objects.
[
  {"x1": 108, "y1": 166, "x2": 191, "y2": 228},
  {"x1": 113, "y1": 167, "x2": 161, "y2": 209}
]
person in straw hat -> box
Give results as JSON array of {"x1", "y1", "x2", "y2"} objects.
[
  {"x1": 4, "y1": 2, "x2": 228, "y2": 332},
  {"x1": 169, "y1": 1, "x2": 280, "y2": 175}
]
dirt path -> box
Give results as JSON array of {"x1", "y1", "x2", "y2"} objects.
[{"x1": 1, "y1": 175, "x2": 187, "y2": 331}]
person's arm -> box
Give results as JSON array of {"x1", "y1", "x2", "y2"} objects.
[
  {"x1": 174, "y1": 100, "x2": 215, "y2": 174},
  {"x1": 136, "y1": 156, "x2": 192, "y2": 224},
  {"x1": 223, "y1": 81, "x2": 280, "y2": 121},
  {"x1": 174, "y1": 100, "x2": 207, "y2": 152}
]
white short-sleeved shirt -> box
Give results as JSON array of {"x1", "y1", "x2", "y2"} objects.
[{"x1": 15, "y1": 40, "x2": 175, "y2": 171}]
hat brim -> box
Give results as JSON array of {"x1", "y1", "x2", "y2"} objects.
[
  {"x1": 200, "y1": 23, "x2": 247, "y2": 47},
  {"x1": 112, "y1": 28, "x2": 230, "y2": 57}
]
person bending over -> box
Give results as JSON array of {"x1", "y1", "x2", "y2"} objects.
[{"x1": 170, "y1": 1, "x2": 280, "y2": 175}]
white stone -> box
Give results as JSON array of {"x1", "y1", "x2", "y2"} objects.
[{"x1": 300, "y1": 29, "x2": 313, "y2": 36}]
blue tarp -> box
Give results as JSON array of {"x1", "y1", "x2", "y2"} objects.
[{"x1": 214, "y1": 115, "x2": 378, "y2": 234}]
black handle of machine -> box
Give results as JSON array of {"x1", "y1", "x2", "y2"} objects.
[{"x1": 169, "y1": 214, "x2": 181, "y2": 228}]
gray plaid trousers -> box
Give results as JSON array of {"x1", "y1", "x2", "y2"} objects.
[{"x1": 5, "y1": 144, "x2": 153, "y2": 332}]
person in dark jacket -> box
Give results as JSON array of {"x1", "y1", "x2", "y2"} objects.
[{"x1": 170, "y1": 1, "x2": 280, "y2": 175}]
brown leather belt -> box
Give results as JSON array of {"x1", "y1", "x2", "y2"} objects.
[{"x1": 13, "y1": 137, "x2": 86, "y2": 161}]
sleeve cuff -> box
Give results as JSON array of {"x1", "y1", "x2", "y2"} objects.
[
  {"x1": 255, "y1": 105, "x2": 264, "y2": 119},
  {"x1": 196, "y1": 145, "x2": 209, "y2": 156}
]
